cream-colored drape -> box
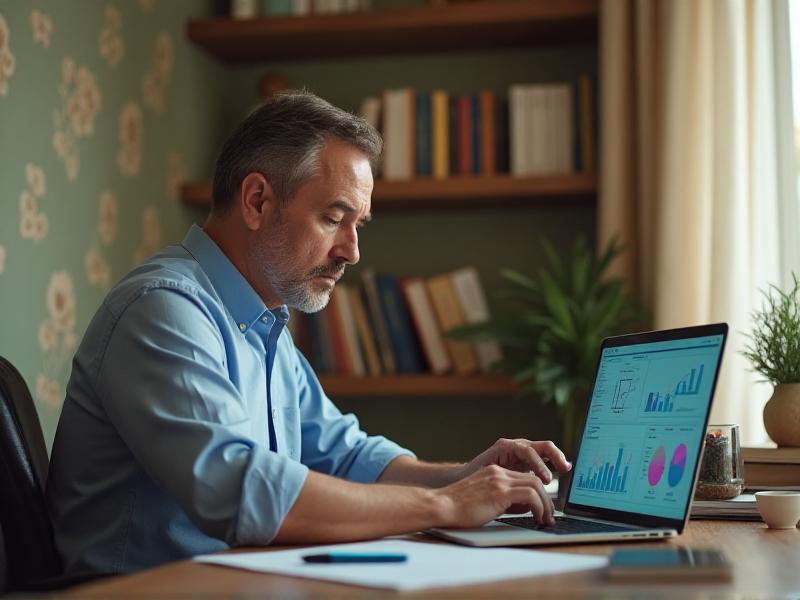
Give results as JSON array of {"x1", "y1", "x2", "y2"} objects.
[{"x1": 599, "y1": 0, "x2": 796, "y2": 445}]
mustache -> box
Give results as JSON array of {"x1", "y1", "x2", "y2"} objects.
[{"x1": 309, "y1": 262, "x2": 346, "y2": 279}]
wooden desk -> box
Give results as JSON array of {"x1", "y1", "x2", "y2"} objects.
[{"x1": 67, "y1": 521, "x2": 800, "y2": 598}]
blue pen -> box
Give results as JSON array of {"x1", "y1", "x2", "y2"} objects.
[{"x1": 302, "y1": 552, "x2": 407, "y2": 564}]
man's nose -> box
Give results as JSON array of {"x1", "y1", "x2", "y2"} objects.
[{"x1": 332, "y1": 226, "x2": 359, "y2": 266}]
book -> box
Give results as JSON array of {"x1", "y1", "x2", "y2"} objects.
[
  {"x1": 470, "y1": 94, "x2": 481, "y2": 174},
  {"x1": 578, "y1": 74, "x2": 595, "y2": 172},
  {"x1": 348, "y1": 285, "x2": 382, "y2": 376},
  {"x1": 415, "y1": 91, "x2": 432, "y2": 177},
  {"x1": 264, "y1": 0, "x2": 293, "y2": 15},
  {"x1": 358, "y1": 96, "x2": 381, "y2": 130},
  {"x1": 431, "y1": 90, "x2": 449, "y2": 180},
  {"x1": 690, "y1": 493, "x2": 760, "y2": 520},
  {"x1": 448, "y1": 95, "x2": 459, "y2": 177},
  {"x1": 401, "y1": 278, "x2": 453, "y2": 375},
  {"x1": 381, "y1": 88, "x2": 414, "y2": 181},
  {"x1": 323, "y1": 289, "x2": 351, "y2": 374},
  {"x1": 449, "y1": 267, "x2": 502, "y2": 373},
  {"x1": 479, "y1": 90, "x2": 496, "y2": 175},
  {"x1": 331, "y1": 284, "x2": 366, "y2": 376},
  {"x1": 743, "y1": 447, "x2": 800, "y2": 487},
  {"x1": 509, "y1": 84, "x2": 528, "y2": 176},
  {"x1": 426, "y1": 274, "x2": 479, "y2": 374},
  {"x1": 375, "y1": 274, "x2": 424, "y2": 373},
  {"x1": 457, "y1": 96, "x2": 472, "y2": 175},
  {"x1": 361, "y1": 268, "x2": 396, "y2": 375}
]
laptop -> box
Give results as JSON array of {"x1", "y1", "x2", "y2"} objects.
[{"x1": 429, "y1": 323, "x2": 728, "y2": 547}]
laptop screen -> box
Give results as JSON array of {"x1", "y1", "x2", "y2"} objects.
[{"x1": 567, "y1": 331, "x2": 726, "y2": 521}]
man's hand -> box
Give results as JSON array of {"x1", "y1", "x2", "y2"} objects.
[
  {"x1": 458, "y1": 439, "x2": 572, "y2": 484},
  {"x1": 435, "y1": 464, "x2": 555, "y2": 527}
]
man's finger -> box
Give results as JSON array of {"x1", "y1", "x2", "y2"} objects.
[
  {"x1": 512, "y1": 442, "x2": 552, "y2": 483},
  {"x1": 531, "y1": 440, "x2": 572, "y2": 473}
]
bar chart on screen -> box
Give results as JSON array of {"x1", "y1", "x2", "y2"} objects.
[
  {"x1": 575, "y1": 445, "x2": 633, "y2": 494},
  {"x1": 641, "y1": 363, "x2": 707, "y2": 416}
]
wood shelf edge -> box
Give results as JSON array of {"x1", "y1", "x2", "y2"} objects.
[{"x1": 180, "y1": 174, "x2": 597, "y2": 210}]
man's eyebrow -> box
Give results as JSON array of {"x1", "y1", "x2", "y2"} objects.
[{"x1": 328, "y1": 200, "x2": 372, "y2": 224}]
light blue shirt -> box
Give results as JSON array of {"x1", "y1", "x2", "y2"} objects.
[{"x1": 46, "y1": 225, "x2": 413, "y2": 575}]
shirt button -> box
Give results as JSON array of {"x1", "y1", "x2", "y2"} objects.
[
  {"x1": 261, "y1": 316, "x2": 269, "y2": 323},
  {"x1": 271, "y1": 407, "x2": 277, "y2": 419},
  {"x1": 238, "y1": 323, "x2": 247, "y2": 332}
]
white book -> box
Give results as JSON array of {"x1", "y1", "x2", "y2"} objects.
[
  {"x1": 508, "y1": 84, "x2": 528, "y2": 176},
  {"x1": 450, "y1": 267, "x2": 503, "y2": 373},
  {"x1": 292, "y1": 0, "x2": 311, "y2": 15},
  {"x1": 402, "y1": 278, "x2": 452, "y2": 375},
  {"x1": 332, "y1": 284, "x2": 366, "y2": 376},
  {"x1": 381, "y1": 88, "x2": 413, "y2": 181},
  {"x1": 529, "y1": 86, "x2": 548, "y2": 175},
  {"x1": 357, "y1": 96, "x2": 381, "y2": 130},
  {"x1": 554, "y1": 84, "x2": 574, "y2": 173}
]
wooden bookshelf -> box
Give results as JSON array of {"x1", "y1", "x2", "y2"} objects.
[
  {"x1": 180, "y1": 173, "x2": 597, "y2": 210},
  {"x1": 318, "y1": 374, "x2": 517, "y2": 397},
  {"x1": 188, "y1": 0, "x2": 598, "y2": 64}
]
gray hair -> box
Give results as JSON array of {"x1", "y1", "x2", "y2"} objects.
[{"x1": 211, "y1": 90, "x2": 382, "y2": 215}]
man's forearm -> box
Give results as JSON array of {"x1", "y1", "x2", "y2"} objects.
[
  {"x1": 274, "y1": 469, "x2": 449, "y2": 544},
  {"x1": 376, "y1": 455, "x2": 465, "y2": 488}
]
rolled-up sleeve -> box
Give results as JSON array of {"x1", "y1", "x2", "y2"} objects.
[
  {"x1": 96, "y1": 285, "x2": 308, "y2": 546},
  {"x1": 294, "y1": 350, "x2": 415, "y2": 483}
]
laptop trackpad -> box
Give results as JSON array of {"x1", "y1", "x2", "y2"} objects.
[{"x1": 428, "y1": 521, "x2": 555, "y2": 546}]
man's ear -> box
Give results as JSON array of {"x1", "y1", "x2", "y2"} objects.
[{"x1": 239, "y1": 172, "x2": 278, "y2": 231}]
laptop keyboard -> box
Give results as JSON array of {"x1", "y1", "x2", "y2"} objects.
[{"x1": 496, "y1": 515, "x2": 637, "y2": 535}]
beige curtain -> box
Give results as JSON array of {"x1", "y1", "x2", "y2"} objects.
[{"x1": 599, "y1": 0, "x2": 795, "y2": 445}]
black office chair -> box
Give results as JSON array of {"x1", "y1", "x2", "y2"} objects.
[{"x1": 0, "y1": 356, "x2": 62, "y2": 592}]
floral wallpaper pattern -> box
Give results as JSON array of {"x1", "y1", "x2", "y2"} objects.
[{"x1": 0, "y1": 1, "x2": 228, "y2": 448}]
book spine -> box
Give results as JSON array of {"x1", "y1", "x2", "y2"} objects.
[
  {"x1": 348, "y1": 285, "x2": 382, "y2": 376},
  {"x1": 579, "y1": 73, "x2": 595, "y2": 172},
  {"x1": 450, "y1": 267, "x2": 503, "y2": 373},
  {"x1": 376, "y1": 275, "x2": 424, "y2": 373},
  {"x1": 332, "y1": 284, "x2": 366, "y2": 376},
  {"x1": 509, "y1": 84, "x2": 527, "y2": 176},
  {"x1": 415, "y1": 91, "x2": 432, "y2": 177},
  {"x1": 471, "y1": 94, "x2": 481, "y2": 175},
  {"x1": 361, "y1": 268, "x2": 396, "y2": 374},
  {"x1": 401, "y1": 278, "x2": 453, "y2": 374},
  {"x1": 448, "y1": 96, "x2": 459, "y2": 177},
  {"x1": 431, "y1": 90, "x2": 449, "y2": 180},
  {"x1": 426, "y1": 274, "x2": 479, "y2": 374},
  {"x1": 457, "y1": 96, "x2": 472, "y2": 176},
  {"x1": 480, "y1": 90, "x2": 496, "y2": 176},
  {"x1": 382, "y1": 89, "x2": 413, "y2": 181},
  {"x1": 323, "y1": 289, "x2": 351, "y2": 374}
]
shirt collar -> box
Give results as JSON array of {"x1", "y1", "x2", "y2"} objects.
[{"x1": 181, "y1": 224, "x2": 283, "y2": 334}]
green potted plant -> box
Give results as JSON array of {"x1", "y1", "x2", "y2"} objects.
[
  {"x1": 452, "y1": 237, "x2": 643, "y2": 457},
  {"x1": 743, "y1": 274, "x2": 800, "y2": 447}
]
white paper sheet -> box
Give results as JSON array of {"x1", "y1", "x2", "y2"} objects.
[{"x1": 194, "y1": 539, "x2": 608, "y2": 591}]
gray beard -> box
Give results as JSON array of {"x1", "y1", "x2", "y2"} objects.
[{"x1": 253, "y1": 228, "x2": 343, "y2": 313}]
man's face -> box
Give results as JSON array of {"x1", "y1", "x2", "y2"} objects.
[{"x1": 251, "y1": 139, "x2": 373, "y2": 312}]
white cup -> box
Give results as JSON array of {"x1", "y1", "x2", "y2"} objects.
[{"x1": 755, "y1": 491, "x2": 800, "y2": 529}]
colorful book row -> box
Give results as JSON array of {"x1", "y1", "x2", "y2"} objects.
[
  {"x1": 358, "y1": 75, "x2": 595, "y2": 182},
  {"x1": 292, "y1": 266, "x2": 503, "y2": 377}
]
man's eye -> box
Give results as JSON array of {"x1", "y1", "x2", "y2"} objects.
[{"x1": 325, "y1": 217, "x2": 341, "y2": 226}]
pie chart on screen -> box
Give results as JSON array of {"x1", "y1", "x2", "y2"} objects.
[
  {"x1": 668, "y1": 443, "x2": 687, "y2": 487},
  {"x1": 648, "y1": 447, "x2": 666, "y2": 486}
]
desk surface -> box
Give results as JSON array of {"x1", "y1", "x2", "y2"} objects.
[{"x1": 67, "y1": 521, "x2": 799, "y2": 598}]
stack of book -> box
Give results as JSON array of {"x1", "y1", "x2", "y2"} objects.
[
  {"x1": 743, "y1": 447, "x2": 800, "y2": 487},
  {"x1": 291, "y1": 266, "x2": 503, "y2": 377},
  {"x1": 359, "y1": 76, "x2": 595, "y2": 181}
]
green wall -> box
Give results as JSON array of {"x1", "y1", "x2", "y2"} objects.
[
  {"x1": 0, "y1": 1, "x2": 596, "y2": 461},
  {"x1": 0, "y1": 1, "x2": 226, "y2": 449}
]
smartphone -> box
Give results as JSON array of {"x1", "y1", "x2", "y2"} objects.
[{"x1": 607, "y1": 548, "x2": 733, "y2": 582}]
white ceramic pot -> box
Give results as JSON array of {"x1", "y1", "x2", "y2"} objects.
[{"x1": 763, "y1": 383, "x2": 800, "y2": 447}]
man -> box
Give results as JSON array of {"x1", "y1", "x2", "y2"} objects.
[{"x1": 46, "y1": 91, "x2": 571, "y2": 575}]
